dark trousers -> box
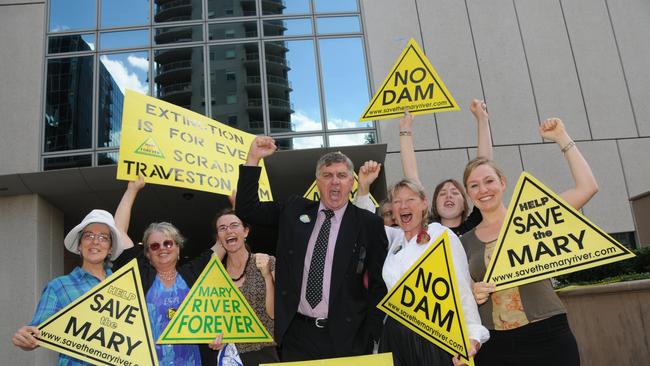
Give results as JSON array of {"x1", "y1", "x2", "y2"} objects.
[
  {"x1": 280, "y1": 315, "x2": 335, "y2": 361},
  {"x1": 240, "y1": 346, "x2": 280, "y2": 366},
  {"x1": 378, "y1": 317, "x2": 452, "y2": 366},
  {"x1": 477, "y1": 314, "x2": 580, "y2": 366}
]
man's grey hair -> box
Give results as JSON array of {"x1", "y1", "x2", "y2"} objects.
[{"x1": 315, "y1": 151, "x2": 355, "y2": 178}]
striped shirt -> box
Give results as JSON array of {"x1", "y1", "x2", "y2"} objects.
[{"x1": 29, "y1": 266, "x2": 111, "y2": 366}]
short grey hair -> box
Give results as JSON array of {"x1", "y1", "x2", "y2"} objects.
[
  {"x1": 315, "y1": 151, "x2": 355, "y2": 178},
  {"x1": 142, "y1": 222, "x2": 186, "y2": 250}
]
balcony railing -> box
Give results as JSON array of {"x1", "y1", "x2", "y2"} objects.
[{"x1": 158, "y1": 82, "x2": 192, "y2": 97}]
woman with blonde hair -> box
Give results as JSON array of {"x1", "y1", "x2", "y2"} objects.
[
  {"x1": 462, "y1": 118, "x2": 597, "y2": 365},
  {"x1": 114, "y1": 177, "x2": 220, "y2": 365},
  {"x1": 355, "y1": 107, "x2": 490, "y2": 365}
]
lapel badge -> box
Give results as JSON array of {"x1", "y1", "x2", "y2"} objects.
[{"x1": 299, "y1": 214, "x2": 311, "y2": 223}]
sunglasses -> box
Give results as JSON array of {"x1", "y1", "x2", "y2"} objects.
[{"x1": 148, "y1": 240, "x2": 176, "y2": 251}]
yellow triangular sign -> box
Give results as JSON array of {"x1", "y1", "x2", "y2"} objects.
[
  {"x1": 134, "y1": 137, "x2": 165, "y2": 158},
  {"x1": 303, "y1": 173, "x2": 380, "y2": 207},
  {"x1": 484, "y1": 172, "x2": 636, "y2": 290},
  {"x1": 158, "y1": 257, "x2": 273, "y2": 343},
  {"x1": 37, "y1": 259, "x2": 159, "y2": 366},
  {"x1": 377, "y1": 232, "x2": 474, "y2": 366},
  {"x1": 360, "y1": 38, "x2": 459, "y2": 121}
]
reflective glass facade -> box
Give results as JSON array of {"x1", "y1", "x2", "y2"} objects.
[{"x1": 43, "y1": 0, "x2": 375, "y2": 169}]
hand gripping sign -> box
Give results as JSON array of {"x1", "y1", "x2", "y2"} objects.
[
  {"x1": 377, "y1": 232, "x2": 475, "y2": 366},
  {"x1": 359, "y1": 38, "x2": 458, "y2": 121},
  {"x1": 117, "y1": 90, "x2": 273, "y2": 201},
  {"x1": 484, "y1": 172, "x2": 635, "y2": 290},
  {"x1": 37, "y1": 259, "x2": 159, "y2": 366},
  {"x1": 158, "y1": 257, "x2": 272, "y2": 344}
]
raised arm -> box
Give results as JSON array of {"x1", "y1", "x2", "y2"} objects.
[
  {"x1": 355, "y1": 160, "x2": 381, "y2": 213},
  {"x1": 398, "y1": 111, "x2": 421, "y2": 185},
  {"x1": 114, "y1": 175, "x2": 145, "y2": 249},
  {"x1": 470, "y1": 99, "x2": 493, "y2": 160},
  {"x1": 236, "y1": 136, "x2": 285, "y2": 229},
  {"x1": 539, "y1": 118, "x2": 598, "y2": 209},
  {"x1": 245, "y1": 136, "x2": 276, "y2": 167}
]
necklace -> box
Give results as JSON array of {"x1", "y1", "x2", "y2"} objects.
[
  {"x1": 227, "y1": 251, "x2": 251, "y2": 282},
  {"x1": 158, "y1": 269, "x2": 177, "y2": 282}
]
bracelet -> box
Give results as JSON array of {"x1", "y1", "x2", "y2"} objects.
[
  {"x1": 560, "y1": 140, "x2": 576, "y2": 154},
  {"x1": 399, "y1": 131, "x2": 412, "y2": 136}
]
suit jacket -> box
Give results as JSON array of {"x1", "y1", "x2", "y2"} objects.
[{"x1": 236, "y1": 165, "x2": 388, "y2": 357}]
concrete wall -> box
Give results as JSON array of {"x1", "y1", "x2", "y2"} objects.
[
  {"x1": 0, "y1": 194, "x2": 63, "y2": 366},
  {"x1": 558, "y1": 280, "x2": 650, "y2": 365},
  {"x1": 362, "y1": 0, "x2": 650, "y2": 235},
  {"x1": 0, "y1": 1, "x2": 45, "y2": 175}
]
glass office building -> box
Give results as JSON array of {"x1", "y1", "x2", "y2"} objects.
[
  {"x1": 2, "y1": 2, "x2": 650, "y2": 363},
  {"x1": 43, "y1": 0, "x2": 375, "y2": 170}
]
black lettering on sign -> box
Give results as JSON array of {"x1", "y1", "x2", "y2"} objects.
[
  {"x1": 398, "y1": 268, "x2": 455, "y2": 331},
  {"x1": 64, "y1": 316, "x2": 142, "y2": 356},
  {"x1": 215, "y1": 142, "x2": 248, "y2": 160},
  {"x1": 259, "y1": 188, "x2": 272, "y2": 201},
  {"x1": 89, "y1": 294, "x2": 139, "y2": 325},
  {"x1": 507, "y1": 229, "x2": 587, "y2": 266},
  {"x1": 137, "y1": 119, "x2": 153, "y2": 132},
  {"x1": 512, "y1": 205, "x2": 565, "y2": 234},
  {"x1": 382, "y1": 67, "x2": 434, "y2": 105},
  {"x1": 170, "y1": 128, "x2": 205, "y2": 147}
]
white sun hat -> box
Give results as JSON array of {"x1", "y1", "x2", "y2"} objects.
[{"x1": 64, "y1": 209, "x2": 125, "y2": 260}]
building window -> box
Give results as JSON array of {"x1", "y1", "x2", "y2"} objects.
[{"x1": 43, "y1": 0, "x2": 374, "y2": 169}]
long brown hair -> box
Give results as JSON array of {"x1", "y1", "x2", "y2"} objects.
[
  {"x1": 430, "y1": 179, "x2": 470, "y2": 223},
  {"x1": 212, "y1": 209, "x2": 251, "y2": 252}
]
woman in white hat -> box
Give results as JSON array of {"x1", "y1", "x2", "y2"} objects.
[
  {"x1": 113, "y1": 176, "x2": 221, "y2": 366},
  {"x1": 11, "y1": 209, "x2": 124, "y2": 365}
]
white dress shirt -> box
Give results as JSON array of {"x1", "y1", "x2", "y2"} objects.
[{"x1": 354, "y1": 193, "x2": 489, "y2": 344}]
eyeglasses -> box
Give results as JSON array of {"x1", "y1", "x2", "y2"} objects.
[
  {"x1": 217, "y1": 222, "x2": 242, "y2": 233},
  {"x1": 81, "y1": 231, "x2": 111, "y2": 244},
  {"x1": 148, "y1": 240, "x2": 176, "y2": 251}
]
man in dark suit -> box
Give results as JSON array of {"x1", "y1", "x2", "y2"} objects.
[{"x1": 236, "y1": 136, "x2": 388, "y2": 361}]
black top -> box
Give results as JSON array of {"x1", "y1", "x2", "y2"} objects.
[{"x1": 447, "y1": 206, "x2": 483, "y2": 237}]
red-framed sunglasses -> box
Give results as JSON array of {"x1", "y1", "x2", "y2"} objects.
[{"x1": 148, "y1": 240, "x2": 176, "y2": 251}]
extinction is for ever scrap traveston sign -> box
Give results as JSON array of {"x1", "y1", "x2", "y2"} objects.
[
  {"x1": 359, "y1": 38, "x2": 458, "y2": 121},
  {"x1": 117, "y1": 90, "x2": 273, "y2": 201},
  {"x1": 158, "y1": 257, "x2": 272, "y2": 344},
  {"x1": 378, "y1": 232, "x2": 474, "y2": 366},
  {"x1": 484, "y1": 172, "x2": 635, "y2": 291},
  {"x1": 37, "y1": 260, "x2": 159, "y2": 366}
]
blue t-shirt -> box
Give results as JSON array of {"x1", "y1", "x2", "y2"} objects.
[
  {"x1": 146, "y1": 274, "x2": 201, "y2": 365},
  {"x1": 30, "y1": 266, "x2": 111, "y2": 366}
]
